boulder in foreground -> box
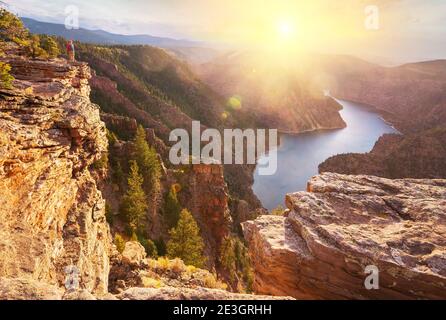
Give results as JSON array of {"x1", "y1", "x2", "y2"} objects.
[{"x1": 243, "y1": 173, "x2": 446, "y2": 299}]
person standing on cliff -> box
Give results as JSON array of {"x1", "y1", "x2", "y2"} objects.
[{"x1": 66, "y1": 40, "x2": 75, "y2": 62}]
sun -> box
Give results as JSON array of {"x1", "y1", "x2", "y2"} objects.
[{"x1": 277, "y1": 20, "x2": 296, "y2": 38}]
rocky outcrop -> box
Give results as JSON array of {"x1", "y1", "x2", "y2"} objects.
[
  {"x1": 0, "y1": 54, "x2": 112, "y2": 294},
  {"x1": 100, "y1": 113, "x2": 138, "y2": 140},
  {"x1": 108, "y1": 241, "x2": 293, "y2": 300},
  {"x1": 0, "y1": 277, "x2": 64, "y2": 300},
  {"x1": 117, "y1": 286, "x2": 293, "y2": 300},
  {"x1": 0, "y1": 276, "x2": 291, "y2": 300},
  {"x1": 243, "y1": 173, "x2": 446, "y2": 299},
  {"x1": 175, "y1": 164, "x2": 232, "y2": 268}
]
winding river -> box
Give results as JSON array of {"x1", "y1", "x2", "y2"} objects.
[{"x1": 253, "y1": 99, "x2": 398, "y2": 211}]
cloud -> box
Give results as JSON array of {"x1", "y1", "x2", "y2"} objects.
[{"x1": 2, "y1": 0, "x2": 444, "y2": 61}]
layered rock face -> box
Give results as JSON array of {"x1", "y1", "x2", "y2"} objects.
[
  {"x1": 117, "y1": 287, "x2": 293, "y2": 300},
  {"x1": 176, "y1": 164, "x2": 232, "y2": 268},
  {"x1": 0, "y1": 55, "x2": 112, "y2": 294},
  {"x1": 243, "y1": 173, "x2": 446, "y2": 299}
]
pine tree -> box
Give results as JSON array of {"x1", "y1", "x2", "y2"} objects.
[
  {"x1": 220, "y1": 236, "x2": 236, "y2": 277},
  {"x1": 25, "y1": 34, "x2": 47, "y2": 59},
  {"x1": 164, "y1": 184, "x2": 182, "y2": 228},
  {"x1": 0, "y1": 9, "x2": 29, "y2": 43},
  {"x1": 121, "y1": 160, "x2": 148, "y2": 233},
  {"x1": 39, "y1": 35, "x2": 60, "y2": 58},
  {"x1": 167, "y1": 209, "x2": 206, "y2": 268},
  {"x1": 139, "y1": 237, "x2": 158, "y2": 258},
  {"x1": 114, "y1": 234, "x2": 126, "y2": 253},
  {"x1": 134, "y1": 125, "x2": 161, "y2": 192},
  {"x1": 0, "y1": 60, "x2": 13, "y2": 89}
]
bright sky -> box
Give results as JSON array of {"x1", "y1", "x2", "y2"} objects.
[{"x1": 3, "y1": 0, "x2": 446, "y2": 63}]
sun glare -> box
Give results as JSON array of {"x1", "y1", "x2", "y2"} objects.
[
  {"x1": 271, "y1": 19, "x2": 303, "y2": 54},
  {"x1": 277, "y1": 20, "x2": 295, "y2": 38}
]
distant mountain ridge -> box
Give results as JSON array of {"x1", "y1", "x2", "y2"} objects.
[{"x1": 21, "y1": 17, "x2": 200, "y2": 48}]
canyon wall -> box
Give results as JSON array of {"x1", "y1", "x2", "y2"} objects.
[
  {"x1": 320, "y1": 57, "x2": 446, "y2": 134},
  {"x1": 0, "y1": 53, "x2": 112, "y2": 294},
  {"x1": 179, "y1": 164, "x2": 232, "y2": 268},
  {"x1": 315, "y1": 57, "x2": 446, "y2": 179},
  {"x1": 243, "y1": 173, "x2": 446, "y2": 299},
  {"x1": 320, "y1": 129, "x2": 446, "y2": 179}
]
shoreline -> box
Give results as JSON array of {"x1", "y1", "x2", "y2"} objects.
[{"x1": 251, "y1": 97, "x2": 402, "y2": 211}]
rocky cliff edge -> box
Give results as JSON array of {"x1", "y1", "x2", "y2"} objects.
[
  {"x1": 0, "y1": 52, "x2": 111, "y2": 294},
  {"x1": 243, "y1": 173, "x2": 446, "y2": 299}
]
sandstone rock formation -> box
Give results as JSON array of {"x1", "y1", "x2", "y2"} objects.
[
  {"x1": 0, "y1": 54, "x2": 112, "y2": 294},
  {"x1": 121, "y1": 241, "x2": 147, "y2": 266},
  {"x1": 0, "y1": 277, "x2": 64, "y2": 300},
  {"x1": 243, "y1": 173, "x2": 446, "y2": 299},
  {"x1": 117, "y1": 286, "x2": 293, "y2": 300},
  {"x1": 107, "y1": 241, "x2": 292, "y2": 300},
  {"x1": 174, "y1": 164, "x2": 232, "y2": 268}
]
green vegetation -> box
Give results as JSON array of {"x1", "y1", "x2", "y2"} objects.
[
  {"x1": 147, "y1": 257, "x2": 227, "y2": 290},
  {"x1": 234, "y1": 238, "x2": 254, "y2": 292},
  {"x1": 120, "y1": 160, "x2": 148, "y2": 234},
  {"x1": 134, "y1": 125, "x2": 161, "y2": 193},
  {"x1": 139, "y1": 237, "x2": 158, "y2": 258},
  {"x1": 75, "y1": 44, "x2": 226, "y2": 128},
  {"x1": 154, "y1": 238, "x2": 167, "y2": 256},
  {"x1": 105, "y1": 203, "x2": 114, "y2": 225},
  {"x1": 104, "y1": 126, "x2": 163, "y2": 259},
  {"x1": 270, "y1": 205, "x2": 285, "y2": 216},
  {"x1": 0, "y1": 41, "x2": 13, "y2": 89},
  {"x1": 163, "y1": 184, "x2": 182, "y2": 229},
  {"x1": 24, "y1": 34, "x2": 47, "y2": 59},
  {"x1": 167, "y1": 209, "x2": 206, "y2": 268},
  {"x1": 114, "y1": 234, "x2": 126, "y2": 254},
  {"x1": 92, "y1": 152, "x2": 109, "y2": 171},
  {"x1": 1, "y1": 9, "x2": 60, "y2": 60},
  {"x1": 219, "y1": 235, "x2": 254, "y2": 292},
  {"x1": 0, "y1": 60, "x2": 13, "y2": 89},
  {"x1": 39, "y1": 34, "x2": 60, "y2": 58},
  {"x1": 0, "y1": 9, "x2": 28, "y2": 44},
  {"x1": 220, "y1": 236, "x2": 237, "y2": 281}
]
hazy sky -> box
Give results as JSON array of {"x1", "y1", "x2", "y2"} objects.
[{"x1": 3, "y1": 0, "x2": 446, "y2": 62}]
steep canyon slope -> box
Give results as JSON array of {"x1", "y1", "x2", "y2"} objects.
[
  {"x1": 316, "y1": 56, "x2": 446, "y2": 179},
  {"x1": 0, "y1": 46, "x2": 112, "y2": 294}
]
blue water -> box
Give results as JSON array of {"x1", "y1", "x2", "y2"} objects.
[{"x1": 253, "y1": 99, "x2": 398, "y2": 211}]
